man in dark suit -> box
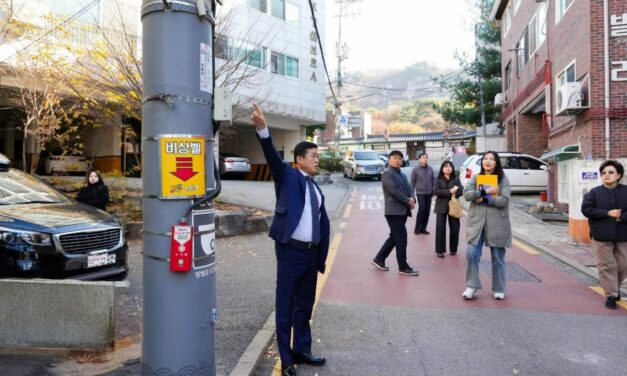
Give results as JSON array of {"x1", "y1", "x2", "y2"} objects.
[
  {"x1": 251, "y1": 103, "x2": 328, "y2": 376},
  {"x1": 372, "y1": 150, "x2": 419, "y2": 276}
]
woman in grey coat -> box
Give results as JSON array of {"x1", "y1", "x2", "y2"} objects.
[{"x1": 462, "y1": 151, "x2": 512, "y2": 300}]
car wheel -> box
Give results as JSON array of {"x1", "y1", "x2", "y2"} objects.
[
  {"x1": 343, "y1": 168, "x2": 347, "y2": 178},
  {"x1": 377, "y1": 175, "x2": 381, "y2": 181}
]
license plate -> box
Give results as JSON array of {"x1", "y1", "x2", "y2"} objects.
[{"x1": 87, "y1": 253, "x2": 116, "y2": 268}]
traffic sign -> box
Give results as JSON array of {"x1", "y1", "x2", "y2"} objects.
[
  {"x1": 338, "y1": 114, "x2": 348, "y2": 127},
  {"x1": 159, "y1": 135, "x2": 206, "y2": 199}
]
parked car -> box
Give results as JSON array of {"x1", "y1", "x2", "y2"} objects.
[
  {"x1": 44, "y1": 154, "x2": 90, "y2": 175},
  {"x1": 219, "y1": 152, "x2": 251, "y2": 179},
  {"x1": 377, "y1": 151, "x2": 409, "y2": 167},
  {"x1": 0, "y1": 154, "x2": 128, "y2": 280},
  {"x1": 342, "y1": 150, "x2": 384, "y2": 180},
  {"x1": 460, "y1": 152, "x2": 549, "y2": 192}
]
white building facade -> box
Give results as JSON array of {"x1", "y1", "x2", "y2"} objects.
[{"x1": 216, "y1": 0, "x2": 326, "y2": 168}]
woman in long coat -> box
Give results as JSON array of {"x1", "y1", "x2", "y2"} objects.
[
  {"x1": 433, "y1": 160, "x2": 463, "y2": 258},
  {"x1": 462, "y1": 151, "x2": 512, "y2": 300}
]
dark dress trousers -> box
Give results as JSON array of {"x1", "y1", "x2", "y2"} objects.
[
  {"x1": 374, "y1": 166, "x2": 413, "y2": 269},
  {"x1": 257, "y1": 134, "x2": 330, "y2": 366},
  {"x1": 433, "y1": 177, "x2": 463, "y2": 254}
]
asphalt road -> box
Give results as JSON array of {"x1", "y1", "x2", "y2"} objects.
[{"x1": 254, "y1": 177, "x2": 627, "y2": 376}]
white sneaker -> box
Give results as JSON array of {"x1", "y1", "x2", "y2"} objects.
[
  {"x1": 494, "y1": 292, "x2": 505, "y2": 300},
  {"x1": 462, "y1": 287, "x2": 477, "y2": 300}
]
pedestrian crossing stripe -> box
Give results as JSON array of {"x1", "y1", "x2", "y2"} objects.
[
  {"x1": 589, "y1": 286, "x2": 627, "y2": 310},
  {"x1": 512, "y1": 239, "x2": 540, "y2": 255}
]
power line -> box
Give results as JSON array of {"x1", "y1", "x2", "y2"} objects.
[
  {"x1": 342, "y1": 70, "x2": 464, "y2": 92},
  {"x1": 307, "y1": 0, "x2": 339, "y2": 107},
  {"x1": 1, "y1": 0, "x2": 100, "y2": 63}
]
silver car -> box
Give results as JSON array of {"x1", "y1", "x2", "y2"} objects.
[
  {"x1": 342, "y1": 150, "x2": 384, "y2": 180},
  {"x1": 219, "y1": 152, "x2": 251, "y2": 179}
]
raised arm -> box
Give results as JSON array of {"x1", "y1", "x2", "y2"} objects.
[{"x1": 251, "y1": 102, "x2": 289, "y2": 179}]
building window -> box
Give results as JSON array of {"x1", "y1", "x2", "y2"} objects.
[
  {"x1": 557, "y1": 161, "x2": 570, "y2": 203},
  {"x1": 504, "y1": 62, "x2": 512, "y2": 91},
  {"x1": 502, "y1": 6, "x2": 511, "y2": 35},
  {"x1": 516, "y1": 29, "x2": 529, "y2": 75},
  {"x1": 271, "y1": 0, "x2": 285, "y2": 19},
  {"x1": 243, "y1": 0, "x2": 267, "y2": 12},
  {"x1": 234, "y1": 42, "x2": 266, "y2": 69},
  {"x1": 285, "y1": 55, "x2": 299, "y2": 78},
  {"x1": 215, "y1": 34, "x2": 230, "y2": 60},
  {"x1": 269, "y1": 0, "x2": 299, "y2": 26},
  {"x1": 529, "y1": 3, "x2": 547, "y2": 54},
  {"x1": 514, "y1": 0, "x2": 521, "y2": 14},
  {"x1": 557, "y1": 61, "x2": 576, "y2": 89},
  {"x1": 556, "y1": 0, "x2": 575, "y2": 23},
  {"x1": 45, "y1": 0, "x2": 101, "y2": 23},
  {"x1": 271, "y1": 51, "x2": 299, "y2": 78}
]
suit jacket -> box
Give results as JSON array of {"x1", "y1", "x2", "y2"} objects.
[
  {"x1": 258, "y1": 135, "x2": 330, "y2": 273},
  {"x1": 381, "y1": 166, "x2": 413, "y2": 216},
  {"x1": 433, "y1": 176, "x2": 463, "y2": 214}
]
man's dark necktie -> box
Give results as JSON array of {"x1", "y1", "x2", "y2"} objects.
[{"x1": 307, "y1": 176, "x2": 321, "y2": 244}]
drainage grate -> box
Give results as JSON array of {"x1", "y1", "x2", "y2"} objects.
[{"x1": 479, "y1": 262, "x2": 541, "y2": 283}]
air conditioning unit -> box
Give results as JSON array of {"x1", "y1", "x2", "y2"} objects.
[
  {"x1": 494, "y1": 92, "x2": 508, "y2": 106},
  {"x1": 556, "y1": 82, "x2": 585, "y2": 116}
]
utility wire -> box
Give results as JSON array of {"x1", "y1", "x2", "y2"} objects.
[
  {"x1": 1, "y1": 0, "x2": 100, "y2": 63},
  {"x1": 342, "y1": 70, "x2": 463, "y2": 92},
  {"x1": 308, "y1": 0, "x2": 339, "y2": 107}
]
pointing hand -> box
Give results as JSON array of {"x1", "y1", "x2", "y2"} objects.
[{"x1": 250, "y1": 102, "x2": 266, "y2": 130}]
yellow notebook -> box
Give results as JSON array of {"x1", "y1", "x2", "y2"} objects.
[{"x1": 476, "y1": 174, "x2": 498, "y2": 198}]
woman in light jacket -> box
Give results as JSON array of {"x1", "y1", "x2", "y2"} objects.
[
  {"x1": 581, "y1": 160, "x2": 627, "y2": 309},
  {"x1": 433, "y1": 161, "x2": 463, "y2": 258},
  {"x1": 462, "y1": 151, "x2": 512, "y2": 300}
]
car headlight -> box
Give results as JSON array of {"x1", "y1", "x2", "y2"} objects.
[{"x1": 0, "y1": 227, "x2": 51, "y2": 246}]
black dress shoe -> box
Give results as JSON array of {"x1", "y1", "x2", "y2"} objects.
[
  {"x1": 292, "y1": 352, "x2": 326, "y2": 366},
  {"x1": 420, "y1": 230, "x2": 430, "y2": 235},
  {"x1": 282, "y1": 364, "x2": 297, "y2": 376},
  {"x1": 436, "y1": 252, "x2": 445, "y2": 258}
]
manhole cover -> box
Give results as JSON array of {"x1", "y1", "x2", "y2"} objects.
[{"x1": 479, "y1": 262, "x2": 541, "y2": 283}]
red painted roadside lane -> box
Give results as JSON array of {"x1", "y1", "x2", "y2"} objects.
[{"x1": 321, "y1": 185, "x2": 626, "y2": 316}]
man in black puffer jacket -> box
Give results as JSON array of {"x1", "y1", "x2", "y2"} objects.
[{"x1": 581, "y1": 160, "x2": 627, "y2": 309}]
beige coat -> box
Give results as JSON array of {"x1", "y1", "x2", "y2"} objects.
[{"x1": 463, "y1": 174, "x2": 512, "y2": 248}]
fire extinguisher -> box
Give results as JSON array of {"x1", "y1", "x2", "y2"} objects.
[{"x1": 170, "y1": 219, "x2": 193, "y2": 272}]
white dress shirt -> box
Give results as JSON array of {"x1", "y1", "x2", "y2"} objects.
[{"x1": 257, "y1": 127, "x2": 322, "y2": 242}]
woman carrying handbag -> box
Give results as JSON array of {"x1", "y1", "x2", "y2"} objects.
[{"x1": 433, "y1": 161, "x2": 463, "y2": 258}]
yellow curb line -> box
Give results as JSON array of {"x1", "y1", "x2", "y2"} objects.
[
  {"x1": 512, "y1": 238, "x2": 540, "y2": 255},
  {"x1": 589, "y1": 286, "x2": 627, "y2": 310}
]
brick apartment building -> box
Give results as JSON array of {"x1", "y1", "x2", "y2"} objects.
[{"x1": 491, "y1": 0, "x2": 627, "y2": 209}]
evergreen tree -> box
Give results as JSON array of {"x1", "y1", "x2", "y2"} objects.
[{"x1": 434, "y1": 0, "x2": 502, "y2": 128}]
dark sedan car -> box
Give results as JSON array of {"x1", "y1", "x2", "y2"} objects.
[{"x1": 0, "y1": 155, "x2": 128, "y2": 280}]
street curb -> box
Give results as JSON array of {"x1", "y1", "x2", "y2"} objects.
[{"x1": 228, "y1": 312, "x2": 275, "y2": 376}]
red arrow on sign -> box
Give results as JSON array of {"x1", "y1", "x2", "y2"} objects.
[{"x1": 171, "y1": 157, "x2": 198, "y2": 182}]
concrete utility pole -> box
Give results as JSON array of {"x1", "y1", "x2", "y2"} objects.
[
  {"x1": 334, "y1": 0, "x2": 361, "y2": 153},
  {"x1": 141, "y1": 0, "x2": 220, "y2": 374}
]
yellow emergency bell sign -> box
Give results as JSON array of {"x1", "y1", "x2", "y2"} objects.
[{"x1": 159, "y1": 135, "x2": 206, "y2": 199}]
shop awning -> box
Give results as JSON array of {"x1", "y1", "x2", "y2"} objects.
[{"x1": 540, "y1": 144, "x2": 582, "y2": 162}]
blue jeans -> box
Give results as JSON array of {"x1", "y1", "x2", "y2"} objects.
[{"x1": 465, "y1": 231, "x2": 506, "y2": 293}]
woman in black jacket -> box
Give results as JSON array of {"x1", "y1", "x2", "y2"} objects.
[
  {"x1": 581, "y1": 160, "x2": 627, "y2": 309},
  {"x1": 433, "y1": 161, "x2": 463, "y2": 258},
  {"x1": 77, "y1": 169, "x2": 110, "y2": 210}
]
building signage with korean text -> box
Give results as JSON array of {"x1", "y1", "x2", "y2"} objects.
[
  {"x1": 610, "y1": 13, "x2": 627, "y2": 81},
  {"x1": 159, "y1": 135, "x2": 206, "y2": 199},
  {"x1": 581, "y1": 171, "x2": 598, "y2": 180}
]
